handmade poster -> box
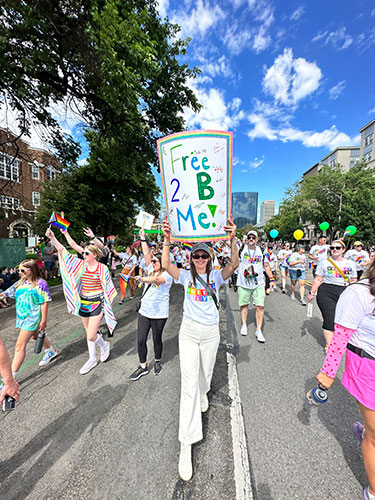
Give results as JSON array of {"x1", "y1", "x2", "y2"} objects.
[
  {"x1": 157, "y1": 130, "x2": 233, "y2": 242},
  {"x1": 135, "y1": 210, "x2": 155, "y2": 230}
]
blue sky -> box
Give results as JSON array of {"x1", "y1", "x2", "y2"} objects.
[{"x1": 154, "y1": 0, "x2": 375, "y2": 215}]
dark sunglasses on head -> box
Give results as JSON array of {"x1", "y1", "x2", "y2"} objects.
[
  {"x1": 82, "y1": 251, "x2": 91, "y2": 256},
  {"x1": 330, "y1": 246, "x2": 343, "y2": 250},
  {"x1": 192, "y1": 253, "x2": 210, "y2": 260}
]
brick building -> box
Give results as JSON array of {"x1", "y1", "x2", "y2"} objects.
[{"x1": 0, "y1": 129, "x2": 61, "y2": 242}]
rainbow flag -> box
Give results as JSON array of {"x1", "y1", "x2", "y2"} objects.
[
  {"x1": 49, "y1": 212, "x2": 70, "y2": 230},
  {"x1": 183, "y1": 242, "x2": 193, "y2": 250},
  {"x1": 120, "y1": 274, "x2": 130, "y2": 282}
]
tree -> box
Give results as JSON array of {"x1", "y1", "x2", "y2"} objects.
[{"x1": 236, "y1": 223, "x2": 258, "y2": 240}]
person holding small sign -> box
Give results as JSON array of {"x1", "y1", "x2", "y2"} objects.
[{"x1": 162, "y1": 216, "x2": 238, "y2": 482}]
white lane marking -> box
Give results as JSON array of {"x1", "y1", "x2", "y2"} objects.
[{"x1": 227, "y1": 351, "x2": 253, "y2": 500}]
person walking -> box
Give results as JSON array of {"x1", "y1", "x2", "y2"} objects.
[
  {"x1": 118, "y1": 245, "x2": 138, "y2": 303},
  {"x1": 43, "y1": 240, "x2": 56, "y2": 280},
  {"x1": 308, "y1": 240, "x2": 357, "y2": 352},
  {"x1": 161, "y1": 217, "x2": 238, "y2": 482},
  {"x1": 345, "y1": 241, "x2": 371, "y2": 281},
  {"x1": 0, "y1": 259, "x2": 57, "y2": 382},
  {"x1": 238, "y1": 231, "x2": 276, "y2": 342},
  {"x1": 288, "y1": 245, "x2": 307, "y2": 305},
  {"x1": 314, "y1": 260, "x2": 375, "y2": 500},
  {"x1": 129, "y1": 228, "x2": 173, "y2": 381},
  {"x1": 263, "y1": 243, "x2": 278, "y2": 295},
  {"x1": 277, "y1": 242, "x2": 292, "y2": 293},
  {"x1": 45, "y1": 228, "x2": 116, "y2": 375},
  {"x1": 308, "y1": 236, "x2": 330, "y2": 278}
]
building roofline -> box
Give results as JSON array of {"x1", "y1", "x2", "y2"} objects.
[
  {"x1": 359, "y1": 119, "x2": 375, "y2": 132},
  {"x1": 320, "y1": 146, "x2": 360, "y2": 163},
  {"x1": 302, "y1": 162, "x2": 320, "y2": 176}
]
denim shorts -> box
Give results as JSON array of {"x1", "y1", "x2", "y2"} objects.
[{"x1": 289, "y1": 269, "x2": 305, "y2": 281}]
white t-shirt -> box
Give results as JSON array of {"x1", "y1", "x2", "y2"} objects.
[
  {"x1": 139, "y1": 265, "x2": 173, "y2": 319},
  {"x1": 122, "y1": 254, "x2": 137, "y2": 268},
  {"x1": 277, "y1": 249, "x2": 292, "y2": 268},
  {"x1": 175, "y1": 269, "x2": 227, "y2": 325},
  {"x1": 238, "y1": 245, "x2": 264, "y2": 290},
  {"x1": 335, "y1": 280, "x2": 375, "y2": 358},
  {"x1": 345, "y1": 249, "x2": 370, "y2": 271},
  {"x1": 263, "y1": 250, "x2": 277, "y2": 271},
  {"x1": 316, "y1": 258, "x2": 357, "y2": 286},
  {"x1": 139, "y1": 257, "x2": 147, "y2": 271},
  {"x1": 309, "y1": 244, "x2": 330, "y2": 263},
  {"x1": 289, "y1": 252, "x2": 306, "y2": 271}
]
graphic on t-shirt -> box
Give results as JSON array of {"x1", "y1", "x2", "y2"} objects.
[
  {"x1": 326, "y1": 266, "x2": 352, "y2": 278},
  {"x1": 242, "y1": 253, "x2": 262, "y2": 264},
  {"x1": 186, "y1": 280, "x2": 217, "y2": 302}
]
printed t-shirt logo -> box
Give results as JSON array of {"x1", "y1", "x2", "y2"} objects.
[
  {"x1": 186, "y1": 281, "x2": 217, "y2": 302},
  {"x1": 326, "y1": 266, "x2": 352, "y2": 278}
]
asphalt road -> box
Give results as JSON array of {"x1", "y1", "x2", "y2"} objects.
[{"x1": 0, "y1": 273, "x2": 368, "y2": 500}]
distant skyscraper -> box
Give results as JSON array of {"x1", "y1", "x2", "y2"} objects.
[
  {"x1": 260, "y1": 200, "x2": 275, "y2": 224},
  {"x1": 232, "y1": 192, "x2": 258, "y2": 228}
]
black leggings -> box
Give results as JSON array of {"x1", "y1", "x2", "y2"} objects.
[
  {"x1": 137, "y1": 313, "x2": 168, "y2": 363},
  {"x1": 316, "y1": 283, "x2": 346, "y2": 331}
]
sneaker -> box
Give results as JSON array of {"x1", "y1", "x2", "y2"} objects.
[
  {"x1": 39, "y1": 348, "x2": 58, "y2": 367},
  {"x1": 200, "y1": 393, "x2": 209, "y2": 412},
  {"x1": 240, "y1": 324, "x2": 248, "y2": 336},
  {"x1": 282, "y1": 288, "x2": 286, "y2": 294},
  {"x1": 129, "y1": 295, "x2": 135, "y2": 300},
  {"x1": 178, "y1": 443, "x2": 192, "y2": 481},
  {"x1": 291, "y1": 294, "x2": 295, "y2": 300},
  {"x1": 300, "y1": 299, "x2": 307, "y2": 306},
  {"x1": 100, "y1": 342, "x2": 111, "y2": 362},
  {"x1": 265, "y1": 288, "x2": 270, "y2": 295},
  {"x1": 118, "y1": 298, "x2": 125, "y2": 304},
  {"x1": 154, "y1": 360, "x2": 163, "y2": 376},
  {"x1": 255, "y1": 330, "x2": 265, "y2": 343},
  {"x1": 363, "y1": 486, "x2": 375, "y2": 500},
  {"x1": 130, "y1": 365, "x2": 149, "y2": 381},
  {"x1": 79, "y1": 359, "x2": 97, "y2": 375},
  {"x1": 352, "y1": 421, "x2": 365, "y2": 443}
]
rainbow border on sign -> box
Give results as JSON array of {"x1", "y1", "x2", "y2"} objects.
[{"x1": 157, "y1": 130, "x2": 233, "y2": 242}]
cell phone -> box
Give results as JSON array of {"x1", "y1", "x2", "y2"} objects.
[{"x1": 2, "y1": 396, "x2": 16, "y2": 412}]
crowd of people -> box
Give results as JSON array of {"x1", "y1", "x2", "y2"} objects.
[{"x1": 0, "y1": 222, "x2": 374, "y2": 499}]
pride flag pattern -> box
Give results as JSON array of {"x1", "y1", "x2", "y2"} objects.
[{"x1": 49, "y1": 212, "x2": 70, "y2": 230}]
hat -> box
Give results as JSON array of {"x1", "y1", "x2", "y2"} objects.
[
  {"x1": 191, "y1": 242, "x2": 211, "y2": 256},
  {"x1": 354, "y1": 241, "x2": 363, "y2": 246},
  {"x1": 247, "y1": 230, "x2": 258, "y2": 237}
]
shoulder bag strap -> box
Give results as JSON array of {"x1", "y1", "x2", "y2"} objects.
[
  {"x1": 195, "y1": 274, "x2": 220, "y2": 311},
  {"x1": 327, "y1": 258, "x2": 350, "y2": 283}
]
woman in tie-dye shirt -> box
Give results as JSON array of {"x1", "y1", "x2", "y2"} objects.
[{"x1": 0, "y1": 260, "x2": 57, "y2": 384}]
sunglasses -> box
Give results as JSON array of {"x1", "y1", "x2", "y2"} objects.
[
  {"x1": 82, "y1": 251, "x2": 91, "y2": 256},
  {"x1": 354, "y1": 245, "x2": 362, "y2": 247},
  {"x1": 19, "y1": 268, "x2": 27, "y2": 273},
  {"x1": 330, "y1": 246, "x2": 343, "y2": 251},
  {"x1": 248, "y1": 236, "x2": 256, "y2": 240},
  {"x1": 152, "y1": 260, "x2": 160, "y2": 264},
  {"x1": 192, "y1": 253, "x2": 210, "y2": 260}
]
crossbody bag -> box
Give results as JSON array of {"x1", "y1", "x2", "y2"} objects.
[
  {"x1": 135, "y1": 283, "x2": 152, "y2": 312},
  {"x1": 195, "y1": 274, "x2": 221, "y2": 311},
  {"x1": 327, "y1": 258, "x2": 350, "y2": 284}
]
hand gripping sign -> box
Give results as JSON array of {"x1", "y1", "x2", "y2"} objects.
[{"x1": 157, "y1": 130, "x2": 233, "y2": 242}]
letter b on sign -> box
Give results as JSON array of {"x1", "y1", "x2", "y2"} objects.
[{"x1": 197, "y1": 172, "x2": 214, "y2": 201}]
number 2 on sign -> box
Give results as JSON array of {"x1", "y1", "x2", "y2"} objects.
[{"x1": 171, "y1": 178, "x2": 180, "y2": 202}]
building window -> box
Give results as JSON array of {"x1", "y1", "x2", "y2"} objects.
[
  {"x1": 32, "y1": 191, "x2": 40, "y2": 206},
  {"x1": 329, "y1": 158, "x2": 336, "y2": 168},
  {"x1": 0, "y1": 195, "x2": 20, "y2": 209},
  {"x1": 46, "y1": 166, "x2": 57, "y2": 180},
  {"x1": 364, "y1": 151, "x2": 372, "y2": 163},
  {"x1": 364, "y1": 133, "x2": 373, "y2": 147},
  {"x1": 0, "y1": 153, "x2": 19, "y2": 181},
  {"x1": 32, "y1": 164, "x2": 40, "y2": 180}
]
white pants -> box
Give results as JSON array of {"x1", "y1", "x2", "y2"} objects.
[{"x1": 178, "y1": 317, "x2": 220, "y2": 445}]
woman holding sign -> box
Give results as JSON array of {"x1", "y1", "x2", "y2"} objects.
[{"x1": 162, "y1": 217, "x2": 239, "y2": 482}]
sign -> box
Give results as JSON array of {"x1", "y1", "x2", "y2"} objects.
[
  {"x1": 157, "y1": 130, "x2": 233, "y2": 242},
  {"x1": 135, "y1": 210, "x2": 155, "y2": 230}
]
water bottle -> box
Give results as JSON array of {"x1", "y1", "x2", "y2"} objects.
[
  {"x1": 306, "y1": 384, "x2": 328, "y2": 405},
  {"x1": 34, "y1": 330, "x2": 46, "y2": 354},
  {"x1": 307, "y1": 301, "x2": 313, "y2": 318}
]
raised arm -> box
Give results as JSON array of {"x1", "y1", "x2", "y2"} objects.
[
  {"x1": 139, "y1": 228, "x2": 151, "y2": 267},
  {"x1": 221, "y1": 217, "x2": 239, "y2": 281},
  {"x1": 83, "y1": 227, "x2": 104, "y2": 251},
  {"x1": 61, "y1": 229, "x2": 84, "y2": 254},
  {"x1": 45, "y1": 228, "x2": 66, "y2": 254},
  {"x1": 161, "y1": 219, "x2": 180, "y2": 280}
]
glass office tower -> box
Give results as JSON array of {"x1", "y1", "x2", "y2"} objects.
[{"x1": 232, "y1": 192, "x2": 258, "y2": 228}]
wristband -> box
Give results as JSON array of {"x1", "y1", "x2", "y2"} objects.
[
  {"x1": 164, "y1": 243, "x2": 171, "y2": 246},
  {"x1": 140, "y1": 239, "x2": 146, "y2": 242},
  {"x1": 269, "y1": 277, "x2": 275, "y2": 282},
  {"x1": 92, "y1": 234, "x2": 96, "y2": 239}
]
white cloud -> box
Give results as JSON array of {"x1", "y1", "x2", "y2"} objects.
[
  {"x1": 156, "y1": 0, "x2": 169, "y2": 18},
  {"x1": 371, "y1": 7, "x2": 375, "y2": 16},
  {"x1": 183, "y1": 81, "x2": 245, "y2": 131},
  {"x1": 252, "y1": 25, "x2": 272, "y2": 53},
  {"x1": 357, "y1": 28, "x2": 375, "y2": 53},
  {"x1": 222, "y1": 24, "x2": 253, "y2": 56},
  {"x1": 199, "y1": 55, "x2": 233, "y2": 80},
  {"x1": 249, "y1": 155, "x2": 265, "y2": 169},
  {"x1": 248, "y1": 114, "x2": 278, "y2": 140},
  {"x1": 369, "y1": 107, "x2": 375, "y2": 114},
  {"x1": 262, "y1": 48, "x2": 322, "y2": 106},
  {"x1": 329, "y1": 80, "x2": 346, "y2": 100},
  {"x1": 172, "y1": 0, "x2": 225, "y2": 38},
  {"x1": 290, "y1": 6, "x2": 305, "y2": 21},
  {"x1": 312, "y1": 27, "x2": 353, "y2": 50}
]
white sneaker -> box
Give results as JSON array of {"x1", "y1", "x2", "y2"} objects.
[
  {"x1": 255, "y1": 330, "x2": 265, "y2": 343},
  {"x1": 200, "y1": 393, "x2": 209, "y2": 412},
  {"x1": 291, "y1": 294, "x2": 295, "y2": 300},
  {"x1": 100, "y1": 341, "x2": 111, "y2": 362},
  {"x1": 240, "y1": 324, "x2": 248, "y2": 336},
  {"x1": 178, "y1": 443, "x2": 192, "y2": 481},
  {"x1": 79, "y1": 359, "x2": 97, "y2": 375}
]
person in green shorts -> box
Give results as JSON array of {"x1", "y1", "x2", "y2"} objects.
[{"x1": 237, "y1": 231, "x2": 275, "y2": 342}]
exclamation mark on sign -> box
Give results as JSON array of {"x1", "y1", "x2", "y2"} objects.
[{"x1": 208, "y1": 204, "x2": 217, "y2": 228}]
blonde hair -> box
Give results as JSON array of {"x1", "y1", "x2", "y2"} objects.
[
  {"x1": 85, "y1": 244, "x2": 102, "y2": 259},
  {"x1": 332, "y1": 239, "x2": 346, "y2": 249},
  {"x1": 17, "y1": 259, "x2": 41, "y2": 288}
]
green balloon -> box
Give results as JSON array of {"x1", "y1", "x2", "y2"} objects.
[
  {"x1": 319, "y1": 222, "x2": 329, "y2": 231},
  {"x1": 345, "y1": 225, "x2": 357, "y2": 235}
]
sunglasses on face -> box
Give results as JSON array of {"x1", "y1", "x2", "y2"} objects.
[
  {"x1": 82, "y1": 251, "x2": 91, "y2": 256},
  {"x1": 192, "y1": 253, "x2": 210, "y2": 260},
  {"x1": 330, "y1": 246, "x2": 343, "y2": 251},
  {"x1": 354, "y1": 245, "x2": 362, "y2": 247},
  {"x1": 19, "y1": 268, "x2": 27, "y2": 273},
  {"x1": 248, "y1": 236, "x2": 256, "y2": 240},
  {"x1": 152, "y1": 260, "x2": 160, "y2": 264}
]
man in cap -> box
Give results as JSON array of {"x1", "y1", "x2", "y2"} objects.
[
  {"x1": 345, "y1": 241, "x2": 371, "y2": 280},
  {"x1": 237, "y1": 230, "x2": 276, "y2": 342}
]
